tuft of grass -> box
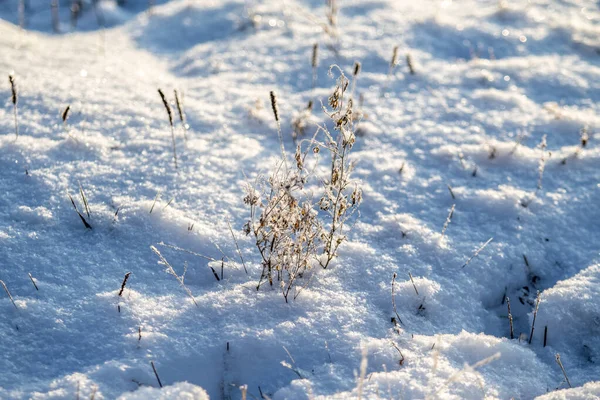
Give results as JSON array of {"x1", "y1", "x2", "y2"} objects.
[{"x1": 158, "y1": 89, "x2": 178, "y2": 169}]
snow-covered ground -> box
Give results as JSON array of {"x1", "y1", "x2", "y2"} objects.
[{"x1": 0, "y1": 0, "x2": 599, "y2": 399}]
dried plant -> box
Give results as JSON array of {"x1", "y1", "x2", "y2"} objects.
[
  {"x1": 158, "y1": 89, "x2": 178, "y2": 169},
  {"x1": 244, "y1": 67, "x2": 361, "y2": 301},
  {"x1": 318, "y1": 65, "x2": 362, "y2": 269},
  {"x1": 8, "y1": 75, "x2": 18, "y2": 139}
]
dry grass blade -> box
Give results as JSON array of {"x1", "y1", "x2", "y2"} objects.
[
  {"x1": 441, "y1": 204, "x2": 455, "y2": 238},
  {"x1": 118, "y1": 272, "x2": 131, "y2": 297},
  {"x1": 150, "y1": 245, "x2": 198, "y2": 306},
  {"x1": 68, "y1": 193, "x2": 92, "y2": 229},
  {"x1": 28, "y1": 273, "x2": 39, "y2": 291},
  {"x1": 0, "y1": 280, "x2": 18, "y2": 309},
  {"x1": 158, "y1": 89, "x2": 178, "y2": 169},
  {"x1": 151, "y1": 361, "x2": 163, "y2": 388},
  {"x1": 461, "y1": 237, "x2": 493, "y2": 268},
  {"x1": 227, "y1": 220, "x2": 248, "y2": 274},
  {"x1": 9, "y1": 75, "x2": 19, "y2": 139},
  {"x1": 173, "y1": 89, "x2": 188, "y2": 141}
]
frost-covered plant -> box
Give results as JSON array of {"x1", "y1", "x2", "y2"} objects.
[
  {"x1": 243, "y1": 150, "x2": 321, "y2": 302},
  {"x1": 317, "y1": 66, "x2": 362, "y2": 269},
  {"x1": 244, "y1": 67, "x2": 361, "y2": 301}
]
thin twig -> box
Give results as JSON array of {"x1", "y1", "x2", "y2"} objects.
[{"x1": 555, "y1": 354, "x2": 571, "y2": 388}]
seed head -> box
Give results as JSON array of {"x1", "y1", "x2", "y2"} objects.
[
  {"x1": 270, "y1": 91, "x2": 279, "y2": 122},
  {"x1": 312, "y1": 43, "x2": 318, "y2": 68},
  {"x1": 391, "y1": 46, "x2": 399, "y2": 67},
  {"x1": 8, "y1": 75, "x2": 17, "y2": 105},
  {"x1": 353, "y1": 61, "x2": 361, "y2": 77},
  {"x1": 158, "y1": 89, "x2": 173, "y2": 127}
]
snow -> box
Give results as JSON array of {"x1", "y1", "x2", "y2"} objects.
[{"x1": 0, "y1": 0, "x2": 599, "y2": 399}]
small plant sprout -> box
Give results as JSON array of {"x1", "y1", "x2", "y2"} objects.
[
  {"x1": 529, "y1": 290, "x2": 541, "y2": 344},
  {"x1": 311, "y1": 43, "x2": 319, "y2": 90},
  {"x1": 158, "y1": 89, "x2": 178, "y2": 169},
  {"x1": 173, "y1": 89, "x2": 188, "y2": 142},
  {"x1": 118, "y1": 272, "x2": 131, "y2": 297},
  {"x1": 0, "y1": 280, "x2": 18, "y2": 310},
  {"x1": 441, "y1": 204, "x2": 455, "y2": 238},
  {"x1": 150, "y1": 245, "x2": 198, "y2": 306},
  {"x1": 406, "y1": 53, "x2": 415, "y2": 75},
  {"x1": 555, "y1": 354, "x2": 572, "y2": 388},
  {"x1": 461, "y1": 237, "x2": 493, "y2": 268},
  {"x1": 9, "y1": 75, "x2": 18, "y2": 139},
  {"x1": 506, "y1": 296, "x2": 514, "y2": 339}
]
